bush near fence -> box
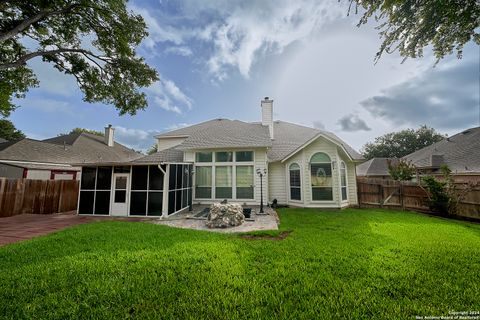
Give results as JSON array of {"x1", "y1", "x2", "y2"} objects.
[
  {"x1": 357, "y1": 177, "x2": 480, "y2": 220},
  {"x1": 0, "y1": 178, "x2": 79, "y2": 217}
]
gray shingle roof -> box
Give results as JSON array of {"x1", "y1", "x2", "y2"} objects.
[
  {"x1": 132, "y1": 148, "x2": 184, "y2": 163},
  {"x1": 404, "y1": 127, "x2": 480, "y2": 173},
  {"x1": 0, "y1": 133, "x2": 141, "y2": 166},
  {"x1": 268, "y1": 121, "x2": 363, "y2": 162},
  {"x1": 156, "y1": 119, "x2": 362, "y2": 162},
  {"x1": 161, "y1": 119, "x2": 272, "y2": 150},
  {"x1": 356, "y1": 158, "x2": 398, "y2": 176}
]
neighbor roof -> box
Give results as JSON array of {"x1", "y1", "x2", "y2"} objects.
[
  {"x1": 356, "y1": 158, "x2": 398, "y2": 176},
  {"x1": 0, "y1": 132, "x2": 141, "y2": 166},
  {"x1": 404, "y1": 127, "x2": 480, "y2": 173}
]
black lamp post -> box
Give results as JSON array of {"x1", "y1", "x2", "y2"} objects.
[{"x1": 256, "y1": 168, "x2": 267, "y2": 213}]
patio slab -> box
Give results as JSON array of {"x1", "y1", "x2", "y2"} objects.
[{"x1": 153, "y1": 205, "x2": 279, "y2": 233}]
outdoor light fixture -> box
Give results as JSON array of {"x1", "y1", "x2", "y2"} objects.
[{"x1": 256, "y1": 168, "x2": 267, "y2": 214}]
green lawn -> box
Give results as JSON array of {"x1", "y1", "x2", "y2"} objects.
[{"x1": 1, "y1": 209, "x2": 479, "y2": 319}]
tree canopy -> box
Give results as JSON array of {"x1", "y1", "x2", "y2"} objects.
[
  {"x1": 349, "y1": 0, "x2": 480, "y2": 62},
  {"x1": 0, "y1": 0, "x2": 158, "y2": 117},
  {"x1": 0, "y1": 119, "x2": 26, "y2": 141},
  {"x1": 362, "y1": 125, "x2": 446, "y2": 159},
  {"x1": 62, "y1": 127, "x2": 104, "y2": 136}
]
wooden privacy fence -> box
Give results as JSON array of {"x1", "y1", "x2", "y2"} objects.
[
  {"x1": 0, "y1": 178, "x2": 79, "y2": 217},
  {"x1": 357, "y1": 178, "x2": 480, "y2": 220}
]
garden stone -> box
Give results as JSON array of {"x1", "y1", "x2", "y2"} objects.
[{"x1": 206, "y1": 203, "x2": 244, "y2": 228}]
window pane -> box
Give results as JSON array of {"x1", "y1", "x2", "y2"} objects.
[
  {"x1": 130, "y1": 192, "x2": 147, "y2": 216},
  {"x1": 216, "y1": 166, "x2": 232, "y2": 199},
  {"x1": 114, "y1": 190, "x2": 126, "y2": 203},
  {"x1": 196, "y1": 152, "x2": 212, "y2": 162},
  {"x1": 215, "y1": 151, "x2": 233, "y2": 162},
  {"x1": 149, "y1": 165, "x2": 164, "y2": 190},
  {"x1": 236, "y1": 166, "x2": 253, "y2": 199},
  {"x1": 78, "y1": 191, "x2": 94, "y2": 214},
  {"x1": 195, "y1": 166, "x2": 212, "y2": 198},
  {"x1": 312, "y1": 187, "x2": 333, "y2": 201},
  {"x1": 96, "y1": 167, "x2": 112, "y2": 190},
  {"x1": 80, "y1": 167, "x2": 96, "y2": 190},
  {"x1": 94, "y1": 191, "x2": 110, "y2": 215},
  {"x1": 236, "y1": 151, "x2": 253, "y2": 162},
  {"x1": 290, "y1": 187, "x2": 301, "y2": 200},
  {"x1": 290, "y1": 169, "x2": 300, "y2": 187},
  {"x1": 311, "y1": 163, "x2": 332, "y2": 187},
  {"x1": 148, "y1": 192, "x2": 163, "y2": 216},
  {"x1": 289, "y1": 163, "x2": 300, "y2": 170},
  {"x1": 131, "y1": 166, "x2": 148, "y2": 190},
  {"x1": 311, "y1": 152, "x2": 331, "y2": 163},
  {"x1": 341, "y1": 187, "x2": 348, "y2": 201},
  {"x1": 115, "y1": 176, "x2": 127, "y2": 189}
]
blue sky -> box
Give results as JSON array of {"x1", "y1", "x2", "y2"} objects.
[{"x1": 10, "y1": 0, "x2": 480, "y2": 152}]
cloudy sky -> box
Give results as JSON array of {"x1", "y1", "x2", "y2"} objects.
[{"x1": 10, "y1": 0, "x2": 480, "y2": 152}]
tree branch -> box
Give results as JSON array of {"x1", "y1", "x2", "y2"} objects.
[
  {"x1": 0, "y1": 47, "x2": 112, "y2": 70},
  {"x1": 0, "y1": 4, "x2": 80, "y2": 42}
]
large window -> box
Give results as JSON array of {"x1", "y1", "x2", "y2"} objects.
[
  {"x1": 195, "y1": 150, "x2": 254, "y2": 200},
  {"x1": 340, "y1": 161, "x2": 347, "y2": 201},
  {"x1": 236, "y1": 166, "x2": 254, "y2": 199},
  {"x1": 289, "y1": 163, "x2": 301, "y2": 201},
  {"x1": 196, "y1": 152, "x2": 212, "y2": 162},
  {"x1": 310, "y1": 153, "x2": 333, "y2": 201},
  {"x1": 215, "y1": 166, "x2": 232, "y2": 199},
  {"x1": 195, "y1": 166, "x2": 212, "y2": 198},
  {"x1": 79, "y1": 166, "x2": 112, "y2": 215}
]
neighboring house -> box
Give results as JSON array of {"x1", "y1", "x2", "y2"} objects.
[
  {"x1": 76, "y1": 98, "x2": 363, "y2": 218},
  {"x1": 404, "y1": 127, "x2": 480, "y2": 182},
  {"x1": 0, "y1": 126, "x2": 141, "y2": 180},
  {"x1": 357, "y1": 158, "x2": 398, "y2": 179},
  {"x1": 357, "y1": 127, "x2": 480, "y2": 183}
]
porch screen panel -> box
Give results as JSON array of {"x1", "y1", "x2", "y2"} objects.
[
  {"x1": 236, "y1": 166, "x2": 254, "y2": 199},
  {"x1": 195, "y1": 166, "x2": 212, "y2": 199},
  {"x1": 79, "y1": 167, "x2": 96, "y2": 215},
  {"x1": 167, "y1": 164, "x2": 191, "y2": 215},
  {"x1": 147, "y1": 165, "x2": 165, "y2": 216},
  {"x1": 215, "y1": 166, "x2": 232, "y2": 199}
]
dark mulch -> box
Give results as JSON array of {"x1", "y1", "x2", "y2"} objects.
[{"x1": 239, "y1": 230, "x2": 292, "y2": 241}]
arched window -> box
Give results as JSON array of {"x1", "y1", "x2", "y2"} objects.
[
  {"x1": 310, "y1": 152, "x2": 333, "y2": 201},
  {"x1": 340, "y1": 161, "x2": 347, "y2": 201},
  {"x1": 289, "y1": 163, "x2": 301, "y2": 201}
]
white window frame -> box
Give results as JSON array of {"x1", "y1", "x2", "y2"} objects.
[
  {"x1": 310, "y1": 152, "x2": 335, "y2": 203},
  {"x1": 340, "y1": 161, "x2": 348, "y2": 202},
  {"x1": 288, "y1": 163, "x2": 302, "y2": 202}
]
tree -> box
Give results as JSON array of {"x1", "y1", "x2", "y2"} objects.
[
  {"x1": 349, "y1": 0, "x2": 480, "y2": 62},
  {"x1": 362, "y1": 125, "x2": 446, "y2": 159},
  {"x1": 67, "y1": 127, "x2": 104, "y2": 136},
  {"x1": 388, "y1": 159, "x2": 416, "y2": 181},
  {"x1": 0, "y1": 0, "x2": 158, "y2": 117},
  {"x1": 0, "y1": 119, "x2": 25, "y2": 141},
  {"x1": 147, "y1": 144, "x2": 157, "y2": 155}
]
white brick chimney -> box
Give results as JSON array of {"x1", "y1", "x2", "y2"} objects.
[
  {"x1": 104, "y1": 124, "x2": 115, "y2": 147},
  {"x1": 261, "y1": 97, "x2": 274, "y2": 139}
]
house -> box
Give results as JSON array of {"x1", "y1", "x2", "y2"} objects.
[
  {"x1": 356, "y1": 127, "x2": 480, "y2": 183},
  {"x1": 76, "y1": 98, "x2": 363, "y2": 217},
  {"x1": 356, "y1": 158, "x2": 398, "y2": 179},
  {"x1": 0, "y1": 126, "x2": 141, "y2": 180},
  {"x1": 404, "y1": 127, "x2": 480, "y2": 182}
]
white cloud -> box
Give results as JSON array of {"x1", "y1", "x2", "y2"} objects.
[
  {"x1": 19, "y1": 97, "x2": 77, "y2": 116},
  {"x1": 145, "y1": 76, "x2": 193, "y2": 114},
  {"x1": 164, "y1": 46, "x2": 193, "y2": 57}
]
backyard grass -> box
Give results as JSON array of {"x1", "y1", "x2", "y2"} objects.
[{"x1": 0, "y1": 208, "x2": 479, "y2": 319}]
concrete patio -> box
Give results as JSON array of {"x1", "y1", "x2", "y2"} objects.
[{"x1": 153, "y1": 205, "x2": 279, "y2": 233}]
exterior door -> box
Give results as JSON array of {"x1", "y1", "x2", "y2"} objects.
[{"x1": 111, "y1": 173, "x2": 129, "y2": 216}]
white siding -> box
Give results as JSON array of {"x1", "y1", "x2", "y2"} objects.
[
  {"x1": 157, "y1": 137, "x2": 187, "y2": 151},
  {"x1": 268, "y1": 162, "x2": 286, "y2": 204}
]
